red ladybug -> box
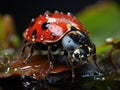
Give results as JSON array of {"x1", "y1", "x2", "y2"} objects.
[{"x1": 21, "y1": 11, "x2": 97, "y2": 78}]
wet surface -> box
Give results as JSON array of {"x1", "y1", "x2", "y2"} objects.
[
  {"x1": 0, "y1": 50, "x2": 120, "y2": 90},
  {"x1": 0, "y1": 54, "x2": 106, "y2": 90},
  {"x1": 0, "y1": 74, "x2": 120, "y2": 90}
]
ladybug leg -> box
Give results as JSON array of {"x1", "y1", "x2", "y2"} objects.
[
  {"x1": 20, "y1": 41, "x2": 29, "y2": 56},
  {"x1": 23, "y1": 45, "x2": 34, "y2": 64},
  {"x1": 68, "y1": 60, "x2": 75, "y2": 78},
  {"x1": 92, "y1": 44, "x2": 101, "y2": 71},
  {"x1": 19, "y1": 41, "x2": 34, "y2": 64},
  {"x1": 64, "y1": 50, "x2": 75, "y2": 78},
  {"x1": 47, "y1": 46, "x2": 54, "y2": 72}
]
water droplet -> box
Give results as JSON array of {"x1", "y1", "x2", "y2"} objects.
[
  {"x1": 60, "y1": 12, "x2": 63, "y2": 14},
  {"x1": 38, "y1": 21, "x2": 41, "y2": 24},
  {"x1": 32, "y1": 73, "x2": 37, "y2": 79},
  {"x1": 40, "y1": 35, "x2": 44, "y2": 41},
  {"x1": 67, "y1": 12, "x2": 74, "y2": 17},
  {"x1": 54, "y1": 10, "x2": 59, "y2": 14},
  {"x1": 40, "y1": 37, "x2": 44, "y2": 41},
  {"x1": 32, "y1": 37, "x2": 36, "y2": 42},
  {"x1": 14, "y1": 68, "x2": 18, "y2": 71},
  {"x1": 106, "y1": 37, "x2": 114, "y2": 44},
  {"x1": 5, "y1": 67, "x2": 10, "y2": 73},
  {"x1": 22, "y1": 81, "x2": 31, "y2": 87},
  {"x1": 44, "y1": 11, "x2": 51, "y2": 15}
]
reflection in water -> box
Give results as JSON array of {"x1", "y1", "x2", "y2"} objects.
[{"x1": 0, "y1": 75, "x2": 120, "y2": 90}]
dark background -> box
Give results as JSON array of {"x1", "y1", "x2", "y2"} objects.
[{"x1": 0, "y1": 0, "x2": 120, "y2": 37}]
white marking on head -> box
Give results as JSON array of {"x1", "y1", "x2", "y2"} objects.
[
  {"x1": 74, "y1": 49, "x2": 80, "y2": 54},
  {"x1": 88, "y1": 47, "x2": 91, "y2": 52},
  {"x1": 81, "y1": 55, "x2": 84, "y2": 58}
]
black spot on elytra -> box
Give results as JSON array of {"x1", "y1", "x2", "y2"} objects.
[
  {"x1": 41, "y1": 22, "x2": 50, "y2": 30},
  {"x1": 32, "y1": 29, "x2": 37, "y2": 38}
]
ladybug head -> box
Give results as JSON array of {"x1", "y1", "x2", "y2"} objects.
[{"x1": 72, "y1": 45, "x2": 93, "y2": 63}]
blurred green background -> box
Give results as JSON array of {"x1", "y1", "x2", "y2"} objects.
[{"x1": 76, "y1": 2, "x2": 120, "y2": 46}]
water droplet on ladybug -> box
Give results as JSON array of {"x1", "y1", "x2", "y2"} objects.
[
  {"x1": 44, "y1": 11, "x2": 51, "y2": 15},
  {"x1": 30, "y1": 18, "x2": 35, "y2": 27},
  {"x1": 60, "y1": 12, "x2": 63, "y2": 14},
  {"x1": 23, "y1": 31, "x2": 27, "y2": 38},
  {"x1": 32, "y1": 37, "x2": 36, "y2": 42},
  {"x1": 41, "y1": 38, "x2": 44, "y2": 41},
  {"x1": 39, "y1": 14, "x2": 42, "y2": 16},
  {"x1": 38, "y1": 21, "x2": 41, "y2": 24},
  {"x1": 23, "y1": 28, "x2": 29, "y2": 38},
  {"x1": 27, "y1": 36, "x2": 30, "y2": 40},
  {"x1": 54, "y1": 10, "x2": 59, "y2": 14},
  {"x1": 67, "y1": 12, "x2": 73, "y2": 17},
  {"x1": 44, "y1": 11, "x2": 51, "y2": 18},
  {"x1": 32, "y1": 30, "x2": 37, "y2": 41},
  {"x1": 40, "y1": 35, "x2": 44, "y2": 41}
]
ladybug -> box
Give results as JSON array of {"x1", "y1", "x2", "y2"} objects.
[{"x1": 21, "y1": 11, "x2": 98, "y2": 78}]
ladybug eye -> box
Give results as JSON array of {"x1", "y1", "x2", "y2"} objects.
[
  {"x1": 41, "y1": 22, "x2": 50, "y2": 30},
  {"x1": 73, "y1": 49, "x2": 80, "y2": 58},
  {"x1": 74, "y1": 52, "x2": 79, "y2": 58}
]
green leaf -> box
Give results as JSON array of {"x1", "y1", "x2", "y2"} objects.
[{"x1": 76, "y1": 2, "x2": 120, "y2": 46}]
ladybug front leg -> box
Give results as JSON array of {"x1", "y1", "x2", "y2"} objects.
[
  {"x1": 92, "y1": 44, "x2": 101, "y2": 71},
  {"x1": 47, "y1": 46, "x2": 54, "y2": 72},
  {"x1": 64, "y1": 50, "x2": 75, "y2": 78},
  {"x1": 20, "y1": 41, "x2": 34, "y2": 64},
  {"x1": 23, "y1": 45, "x2": 34, "y2": 64}
]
